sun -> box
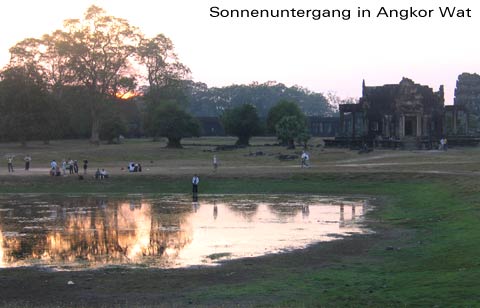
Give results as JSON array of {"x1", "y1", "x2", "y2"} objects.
[{"x1": 116, "y1": 90, "x2": 137, "y2": 100}]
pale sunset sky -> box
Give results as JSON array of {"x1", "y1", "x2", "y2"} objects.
[{"x1": 0, "y1": 0, "x2": 479, "y2": 104}]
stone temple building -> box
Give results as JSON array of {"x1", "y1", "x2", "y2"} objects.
[
  {"x1": 331, "y1": 78, "x2": 445, "y2": 149},
  {"x1": 445, "y1": 73, "x2": 480, "y2": 136}
]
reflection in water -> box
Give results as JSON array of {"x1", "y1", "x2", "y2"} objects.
[
  {"x1": 0, "y1": 195, "x2": 369, "y2": 270},
  {"x1": 213, "y1": 201, "x2": 218, "y2": 220}
]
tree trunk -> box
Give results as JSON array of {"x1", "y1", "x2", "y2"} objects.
[
  {"x1": 167, "y1": 138, "x2": 182, "y2": 148},
  {"x1": 287, "y1": 139, "x2": 295, "y2": 149},
  {"x1": 90, "y1": 118, "x2": 101, "y2": 145},
  {"x1": 236, "y1": 136, "x2": 250, "y2": 146}
]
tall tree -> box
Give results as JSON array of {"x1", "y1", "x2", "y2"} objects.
[
  {"x1": 59, "y1": 5, "x2": 141, "y2": 143},
  {"x1": 275, "y1": 116, "x2": 308, "y2": 149},
  {"x1": 221, "y1": 104, "x2": 263, "y2": 146},
  {"x1": 138, "y1": 34, "x2": 189, "y2": 91},
  {"x1": 266, "y1": 100, "x2": 306, "y2": 134},
  {"x1": 148, "y1": 101, "x2": 200, "y2": 148},
  {"x1": 0, "y1": 66, "x2": 59, "y2": 144},
  {"x1": 7, "y1": 6, "x2": 192, "y2": 144}
]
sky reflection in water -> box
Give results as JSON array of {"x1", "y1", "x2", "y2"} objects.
[{"x1": 0, "y1": 195, "x2": 369, "y2": 270}]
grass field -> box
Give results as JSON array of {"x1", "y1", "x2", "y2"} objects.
[{"x1": 0, "y1": 138, "x2": 479, "y2": 307}]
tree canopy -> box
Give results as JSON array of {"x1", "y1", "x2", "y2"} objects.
[
  {"x1": 5, "y1": 5, "x2": 188, "y2": 144},
  {"x1": 275, "y1": 116, "x2": 309, "y2": 149},
  {"x1": 147, "y1": 102, "x2": 200, "y2": 148},
  {"x1": 266, "y1": 100, "x2": 306, "y2": 134},
  {"x1": 186, "y1": 81, "x2": 336, "y2": 118},
  {"x1": 0, "y1": 66, "x2": 59, "y2": 144},
  {"x1": 221, "y1": 104, "x2": 263, "y2": 146}
]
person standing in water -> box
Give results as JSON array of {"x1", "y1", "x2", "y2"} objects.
[
  {"x1": 192, "y1": 174, "x2": 200, "y2": 194},
  {"x1": 213, "y1": 155, "x2": 218, "y2": 172}
]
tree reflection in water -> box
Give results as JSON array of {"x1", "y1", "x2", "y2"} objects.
[{"x1": 0, "y1": 195, "x2": 369, "y2": 270}]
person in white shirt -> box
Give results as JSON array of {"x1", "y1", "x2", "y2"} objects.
[
  {"x1": 61, "y1": 159, "x2": 67, "y2": 176},
  {"x1": 213, "y1": 155, "x2": 218, "y2": 172},
  {"x1": 7, "y1": 156, "x2": 14, "y2": 173},
  {"x1": 100, "y1": 168, "x2": 109, "y2": 179},
  {"x1": 301, "y1": 151, "x2": 310, "y2": 168},
  {"x1": 192, "y1": 174, "x2": 200, "y2": 194}
]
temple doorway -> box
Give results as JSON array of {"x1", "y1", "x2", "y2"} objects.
[{"x1": 404, "y1": 116, "x2": 417, "y2": 136}]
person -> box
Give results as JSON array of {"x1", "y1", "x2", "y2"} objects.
[
  {"x1": 83, "y1": 159, "x2": 88, "y2": 174},
  {"x1": 68, "y1": 158, "x2": 74, "y2": 174},
  {"x1": 55, "y1": 164, "x2": 61, "y2": 176},
  {"x1": 7, "y1": 156, "x2": 14, "y2": 173},
  {"x1": 24, "y1": 155, "x2": 31, "y2": 171},
  {"x1": 301, "y1": 151, "x2": 309, "y2": 168},
  {"x1": 100, "y1": 168, "x2": 109, "y2": 179},
  {"x1": 50, "y1": 160, "x2": 57, "y2": 176},
  {"x1": 61, "y1": 159, "x2": 67, "y2": 176},
  {"x1": 73, "y1": 160, "x2": 79, "y2": 174},
  {"x1": 138, "y1": 163, "x2": 142, "y2": 172},
  {"x1": 213, "y1": 155, "x2": 218, "y2": 172},
  {"x1": 439, "y1": 138, "x2": 445, "y2": 150},
  {"x1": 95, "y1": 168, "x2": 101, "y2": 179},
  {"x1": 192, "y1": 174, "x2": 200, "y2": 195},
  {"x1": 444, "y1": 138, "x2": 448, "y2": 151}
]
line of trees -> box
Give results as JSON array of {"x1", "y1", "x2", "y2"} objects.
[
  {"x1": 221, "y1": 100, "x2": 310, "y2": 148},
  {"x1": 0, "y1": 5, "x2": 343, "y2": 149},
  {"x1": 0, "y1": 5, "x2": 189, "y2": 145},
  {"x1": 186, "y1": 81, "x2": 337, "y2": 117}
]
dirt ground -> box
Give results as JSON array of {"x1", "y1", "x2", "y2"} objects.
[{"x1": 1, "y1": 137, "x2": 479, "y2": 177}]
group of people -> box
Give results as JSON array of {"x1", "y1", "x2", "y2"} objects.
[
  {"x1": 95, "y1": 168, "x2": 109, "y2": 179},
  {"x1": 439, "y1": 138, "x2": 448, "y2": 151},
  {"x1": 127, "y1": 162, "x2": 142, "y2": 172},
  {"x1": 50, "y1": 159, "x2": 88, "y2": 177},
  {"x1": 5, "y1": 155, "x2": 32, "y2": 173}
]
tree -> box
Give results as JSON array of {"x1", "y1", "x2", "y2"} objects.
[
  {"x1": 100, "y1": 112, "x2": 127, "y2": 144},
  {"x1": 7, "y1": 6, "x2": 190, "y2": 144},
  {"x1": 187, "y1": 81, "x2": 334, "y2": 117},
  {"x1": 221, "y1": 104, "x2": 263, "y2": 146},
  {"x1": 275, "y1": 116, "x2": 308, "y2": 149},
  {"x1": 266, "y1": 100, "x2": 306, "y2": 134},
  {"x1": 58, "y1": 6, "x2": 141, "y2": 143},
  {"x1": 0, "y1": 66, "x2": 59, "y2": 145},
  {"x1": 138, "y1": 34, "x2": 190, "y2": 91},
  {"x1": 149, "y1": 102, "x2": 200, "y2": 148},
  {"x1": 326, "y1": 91, "x2": 359, "y2": 113}
]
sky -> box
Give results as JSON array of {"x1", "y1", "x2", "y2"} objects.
[{"x1": 0, "y1": 0, "x2": 479, "y2": 104}]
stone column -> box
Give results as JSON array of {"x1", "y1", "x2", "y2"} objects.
[
  {"x1": 416, "y1": 114, "x2": 422, "y2": 137},
  {"x1": 339, "y1": 111, "x2": 344, "y2": 135},
  {"x1": 352, "y1": 112, "x2": 356, "y2": 138},
  {"x1": 466, "y1": 111, "x2": 469, "y2": 135},
  {"x1": 399, "y1": 115, "x2": 405, "y2": 138},
  {"x1": 453, "y1": 109, "x2": 457, "y2": 135}
]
